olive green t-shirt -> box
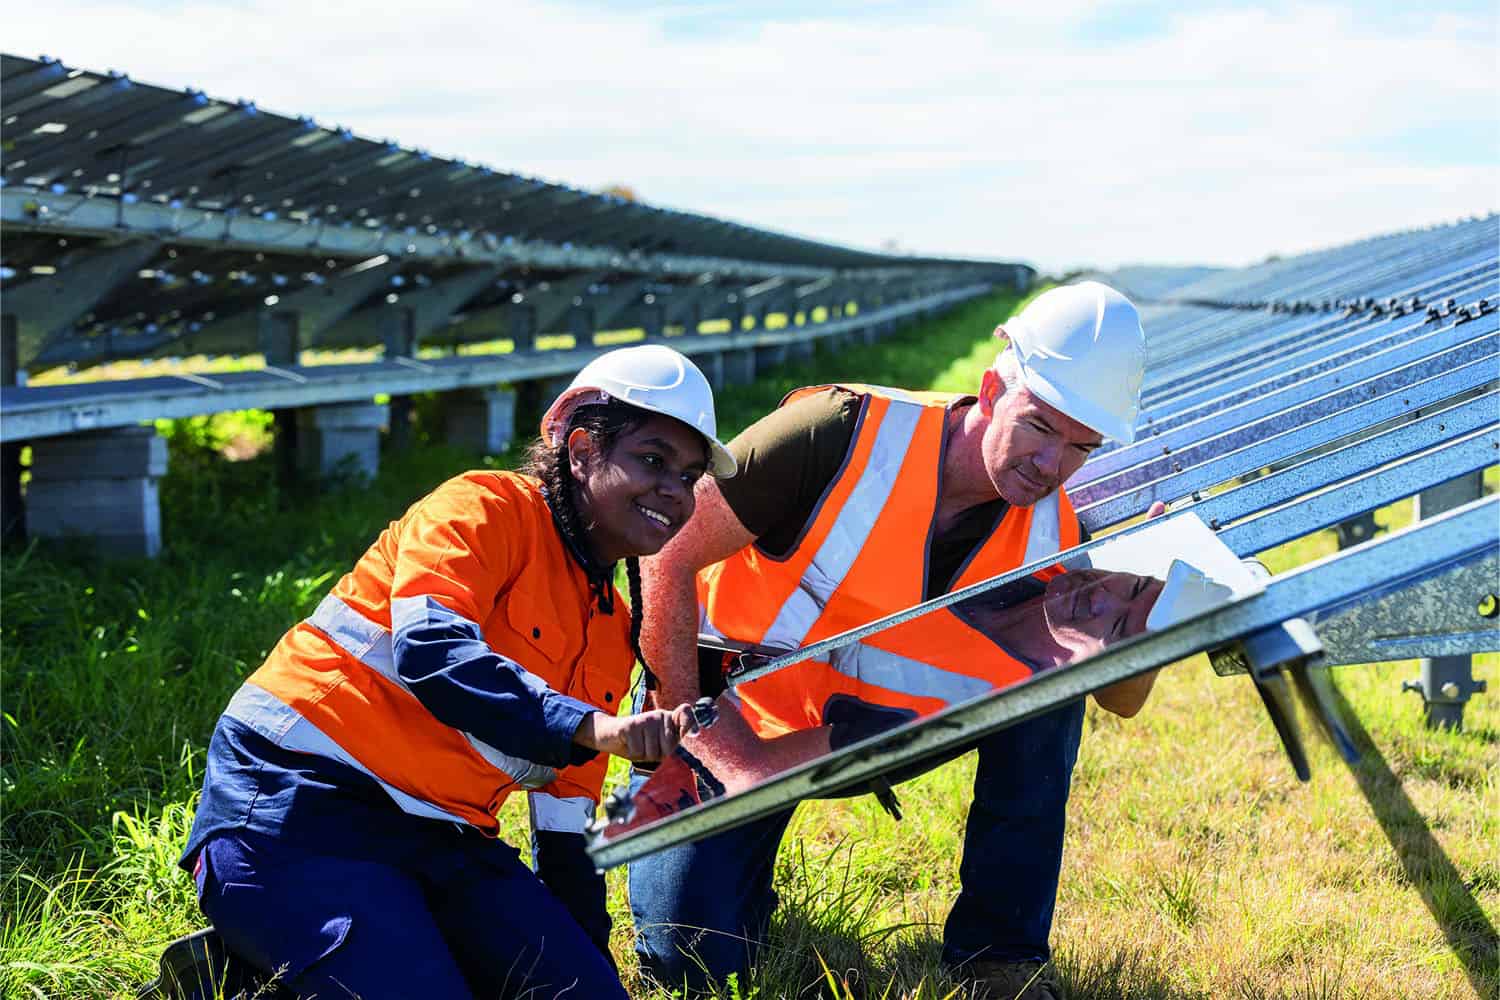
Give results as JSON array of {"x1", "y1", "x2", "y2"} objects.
[{"x1": 717, "y1": 386, "x2": 1012, "y2": 601}]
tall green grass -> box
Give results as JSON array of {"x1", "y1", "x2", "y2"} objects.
[{"x1": 3, "y1": 289, "x2": 1496, "y2": 999}]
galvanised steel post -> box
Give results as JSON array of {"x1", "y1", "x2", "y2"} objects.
[
  {"x1": 1403, "y1": 470, "x2": 1490, "y2": 728},
  {"x1": 259, "y1": 309, "x2": 302, "y2": 489},
  {"x1": 1, "y1": 313, "x2": 23, "y2": 541},
  {"x1": 507, "y1": 300, "x2": 536, "y2": 353},
  {"x1": 382, "y1": 308, "x2": 417, "y2": 450},
  {"x1": 640, "y1": 295, "x2": 665, "y2": 340}
]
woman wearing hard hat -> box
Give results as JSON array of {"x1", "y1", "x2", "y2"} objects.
[{"x1": 175, "y1": 344, "x2": 736, "y2": 999}]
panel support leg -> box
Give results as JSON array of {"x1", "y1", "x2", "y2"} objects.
[
  {"x1": 1404, "y1": 471, "x2": 1488, "y2": 728},
  {"x1": 383, "y1": 307, "x2": 418, "y2": 450},
  {"x1": 1, "y1": 314, "x2": 23, "y2": 542}
]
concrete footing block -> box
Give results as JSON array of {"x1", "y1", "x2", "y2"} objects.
[
  {"x1": 446, "y1": 388, "x2": 518, "y2": 456},
  {"x1": 755, "y1": 344, "x2": 789, "y2": 370},
  {"x1": 825, "y1": 331, "x2": 853, "y2": 351},
  {"x1": 28, "y1": 426, "x2": 167, "y2": 557},
  {"x1": 698, "y1": 352, "x2": 725, "y2": 391},
  {"x1": 722, "y1": 348, "x2": 756, "y2": 386},
  {"x1": 296, "y1": 402, "x2": 388, "y2": 482}
]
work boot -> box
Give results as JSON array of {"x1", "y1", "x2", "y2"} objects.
[
  {"x1": 958, "y1": 957, "x2": 1066, "y2": 1000},
  {"x1": 136, "y1": 928, "x2": 284, "y2": 1000}
]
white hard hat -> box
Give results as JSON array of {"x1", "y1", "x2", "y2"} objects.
[
  {"x1": 996, "y1": 281, "x2": 1146, "y2": 444},
  {"x1": 1144, "y1": 559, "x2": 1233, "y2": 631},
  {"x1": 542, "y1": 344, "x2": 737, "y2": 478}
]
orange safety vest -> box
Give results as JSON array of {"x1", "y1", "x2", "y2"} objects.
[
  {"x1": 700, "y1": 384, "x2": 1079, "y2": 737},
  {"x1": 227, "y1": 471, "x2": 633, "y2": 837}
]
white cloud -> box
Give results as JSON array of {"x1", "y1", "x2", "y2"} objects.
[{"x1": 5, "y1": 1, "x2": 1496, "y2": 271}]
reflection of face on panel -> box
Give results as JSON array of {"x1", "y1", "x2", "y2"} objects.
[
  {"x1": 956, "y1": 569, "x2": 1164, "y2": 668},
  {"x1": 1041, "y1": 570, "x2": 1163, "y2": 656}
]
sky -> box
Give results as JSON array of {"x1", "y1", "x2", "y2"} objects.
[{"x1": 5, "y1": 1, "x2": 1497, "y2": 273}]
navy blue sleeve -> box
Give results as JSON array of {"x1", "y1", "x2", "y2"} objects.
[{"x1": 392, "y1": 595, "x2": 598, "y2": 770}]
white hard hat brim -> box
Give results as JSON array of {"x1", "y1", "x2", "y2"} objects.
[{"x1": 543, "y1": 387, "x2": 738, "y2": 479}]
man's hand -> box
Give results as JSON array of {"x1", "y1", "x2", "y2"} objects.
[
  {"x1": 1092, "y1": 500, "x2": 1169, "y2": 716},
  {"x1": 574, "y1": 704, "x2": 700, "y2": 761}
]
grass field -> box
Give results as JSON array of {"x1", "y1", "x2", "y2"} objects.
[{"x1": 2, "y1": 290, "x2": 1496, "y2": 999}]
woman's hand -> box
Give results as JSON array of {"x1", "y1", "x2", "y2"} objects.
[{"x1": 574, "y1": 703, "x2": 699, "y2": 761}]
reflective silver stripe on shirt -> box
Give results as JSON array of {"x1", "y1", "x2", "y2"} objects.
[
  {"x1": 307, "y1": 593, "x2": 557, "y2": 790},
  {"x1": 755, "y1": 398, "x2": 925, "y2": 651},
  {"x1": 826, "y1": 642, "x2": 996, "y2": 707},
  {"x1": 864, "y1": 384, "x2": 921, "y2": 404},
  {"x1": 528, "y1": 792, "x2": 596, "y2": 835},
  {"x1": 1021, "y1": 492, "x2": 1062, "y2": 567},
  {"x1": 225, "y1": 681, "x2": 471, "y2": 826}
]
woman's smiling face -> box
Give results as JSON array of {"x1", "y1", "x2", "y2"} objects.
[{"x1": 570, "y1": 413, "x2": 709, "y2": 564}]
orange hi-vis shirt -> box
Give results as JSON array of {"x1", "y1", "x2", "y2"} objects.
[
  {"x1": 233, "y1": 471, "x2": 633, "y2": 837},
  {"x1": 699, "y1": 384, "x2": 1080, "y2": 737}
]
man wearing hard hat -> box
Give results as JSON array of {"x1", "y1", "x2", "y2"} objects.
[{"x1": 631, "y1": 283, "x2": 1151, "y2": 1000}]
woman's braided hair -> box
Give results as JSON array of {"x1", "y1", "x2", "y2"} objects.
[{"x1": 522, "y1": 400, "x2": 653, "y2": 671}]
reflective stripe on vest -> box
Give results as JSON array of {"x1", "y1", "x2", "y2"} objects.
[
  {"x1": 529, "y1": 792, "x2": 595, "y2": 835},
  {"x1": 1023, "y1": 492, "x2": 1061, "y2": 567},
  {"x1": 827, "y1": 640, "x2": 996, "y2": 706},
  {"x1": 224, "y1": 681, "x2": 472, "y2": 826},
  {"x1": 307, "y1": 592, "x2": 558, "y2": 791},
  {"x1": 760, "y1": 399, "x2": 925, "y2": 651}
]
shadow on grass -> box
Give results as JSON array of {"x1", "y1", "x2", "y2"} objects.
[
  {"x1": 725, "y1": 914, "x2": 1206, "y2": 999},
  {"x1": 1330, "y1": 681, "x2": 1500, "y2": 995}
]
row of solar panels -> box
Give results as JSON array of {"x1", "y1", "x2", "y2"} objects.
[
  {"x1": 1, "y1": 53, "x2": 973, "y2": 269},
  {"x1": 0, "y1": 216, "x2": 1016, "y2": 372},
  {"x1": 0, "y1": 51, "x2": 1023, "y2": 374}
]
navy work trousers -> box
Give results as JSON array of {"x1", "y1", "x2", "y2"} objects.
[
  {"x1": 628, "y1": 699, "x2": 1086, "y2": 992},
  {"x1": 195, "y1": 826, "x2": 627, "y2": 1000}
]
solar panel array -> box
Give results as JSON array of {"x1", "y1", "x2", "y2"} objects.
[{"x1": 1, "y1": 52, "x2": 1025, "y2": 374}]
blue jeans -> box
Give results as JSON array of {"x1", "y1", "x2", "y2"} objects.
[
  {"x1": 629, "y1": 699, "x2": 1086, "y2": 991},
  {"x1": 196, "y1": 825, "x2": 627, "y2": 1000}
]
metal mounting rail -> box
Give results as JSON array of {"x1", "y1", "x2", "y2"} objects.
[
  {"x1": 3, "y1": 187, "x2": 866, "y2": 284},
  {"x1": 589, "y1": 497, "x2": 1499, "y2": 868},
  {"x1": 1073, "y1": 350, "x2": 1498, "y2": 529},
  {"x1": 0, "y1": 283, "x2": 992, "y2": 443},
  {"x1": 1081, "y1": 318, "x2": 1495, "y2": 482},
  {"x1": 1137, "y1": 267, "x2": 1496, "y2": 415}
]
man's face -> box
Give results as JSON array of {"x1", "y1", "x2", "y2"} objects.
[
  {"x1": 979, "y1": 369, "x2": 1104, "y2": 507},
  {"x1": 1041, "y1": 569, "x2": 1163, "y2": 660}
]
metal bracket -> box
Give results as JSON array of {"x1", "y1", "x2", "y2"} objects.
[{"x1": 1221, "y1": 618, "x2": 1359, "y2": 781}]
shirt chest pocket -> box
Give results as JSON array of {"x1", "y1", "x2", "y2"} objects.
[
  {"x1": 574, "y1": 617, "x2": 634, "y2": 711},
  {"x1": 498, "y1": 587, "x2": 568, "y2": 665}
]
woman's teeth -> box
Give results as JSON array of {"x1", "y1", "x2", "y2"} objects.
[{"x1": 637, "y1": 503, "x2": 670, "y2": 527}]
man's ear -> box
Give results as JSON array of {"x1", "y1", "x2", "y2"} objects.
[
  {"x1": 566, "y1": 427, "x2": 596, "y2": 480},
  {"x1": 978, "y1": 367, "x2": 1004, "y2": 417}
]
